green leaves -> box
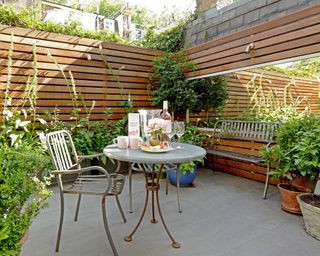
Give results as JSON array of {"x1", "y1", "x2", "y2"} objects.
[
  {"x1": 0, "y1": 144, "x2": 51, "y2": 255},
  {"x1": 151, "y1": 52, "x2": 227, "y2": 117},
  {"x1": 0, "y1": 5, "x2": 124, "y2": 44},
  {"x1": 264, "y1": 115, "x2": 320, "y2": 183}
]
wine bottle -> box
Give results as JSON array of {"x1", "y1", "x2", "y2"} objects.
[{"x1": 161, "y1": 101, "x2": 172, "y2": 134}]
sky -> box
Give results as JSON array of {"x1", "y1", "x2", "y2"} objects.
[{"x1": 127, "y1": 0, "x2": 196, "y2": 13}]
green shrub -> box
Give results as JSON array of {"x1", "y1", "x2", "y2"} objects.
[
  {"x1": 264, "y1": 115, "x2": 320, "y2": 186},
  {"x1": 0, "y1": 144, "x2": 51, "y2": 256}
]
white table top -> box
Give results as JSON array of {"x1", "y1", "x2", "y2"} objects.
[{"x1": 103, "y1": 143, "x2": 206, "y2": 164}]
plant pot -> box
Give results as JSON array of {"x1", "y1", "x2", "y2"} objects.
[
  {"x1": 297, "y1": 194, "x2": 320, "y2": 240},
  {"x1": 292, "y1": 175, "x2": 316, "y2": 192},
  {"x1": 168, "y1": 165, "x2": 197, "y2": 187},
  {"x1": 277, "y1": 183, "x2": 310, "y2": 215}
]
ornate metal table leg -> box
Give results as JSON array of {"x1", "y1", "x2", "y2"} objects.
[
  {"x1": 124, "y1": 165, "x2": 149, "y2": 242},
  {"x1": 156, "y1": 165, "x2": 181, "y2": 248},
  {"x1": 151, "y1": 164, "x2": 158, "y2": 224},
  {"x1": 129, "y1": 163, "x2": 133, "y2": 213},
  {"x1": 176, "y1": 164, "x2": 182, "y2": 213}
]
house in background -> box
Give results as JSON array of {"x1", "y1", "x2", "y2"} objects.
[{"x1": 2, "y1": 0, "x2": 142, "y2": 40}]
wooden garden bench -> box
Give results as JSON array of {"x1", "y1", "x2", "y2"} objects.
[{"x1": 199, "y1": 120, "x2": 280, "y2": 199}]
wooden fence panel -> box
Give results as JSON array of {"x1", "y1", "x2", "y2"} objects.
[
  {"x1": 0, "y1": 26, "x2": 319, "y2": 123},
  {"x1": 189, "y1": 68, "x2": 320, "y2": 122},
  {"x1": 186, "y1": 5, "x2": 320, "y2": 79},
  {"x1": 0, "y1": 25, "x2": 163, "y2": 121}
]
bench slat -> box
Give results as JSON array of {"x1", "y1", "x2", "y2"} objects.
[{"x1": 207, "y1": 149, "x2": 264, "y2": 164}]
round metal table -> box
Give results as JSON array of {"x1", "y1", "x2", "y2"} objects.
[{"x1": 103, "y1": 143, "x2": 206, "y2": 248}]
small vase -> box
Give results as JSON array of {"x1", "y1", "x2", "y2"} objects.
[{"x1": 149, "y1": 134, "x2": 161, "y2": 146}]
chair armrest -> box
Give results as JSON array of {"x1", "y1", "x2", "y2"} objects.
[
  {"x1": 78, "y1": 154, "x2": 121, "y2": 173},
  {"x1": 78, "y1": 153, "x2": 104, "y2": 160},
  {"x1": 51, "y1": 166, "x2": 110, "y2": 178},
  {"x1": 53, "y1": 166, "x2": 113, "y2": 194}
]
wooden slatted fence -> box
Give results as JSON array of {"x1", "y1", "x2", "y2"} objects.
[
  {"x1": 0, "y1": 4, "x2": 319, "y2": 123},
  {"x1": 189, "y1": 69, "x2": 320, "y2": 123},
  {"x1": 186, "y1": 4, "x2": 320, "y2": 80},
  {"x1": 0, "y1": 25, "x2": 163, "y2": 121}
]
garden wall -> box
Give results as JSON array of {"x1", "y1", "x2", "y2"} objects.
[
  {"x1": 0, "y1": 25, "x2": 319, "y2": 123},
  {"x1": 0, "y1": 24, "x2": 162, "y2": 121},
  {"x1": 186, "y1": 4, "x2": 320, "y2": 79},
  {"x1": 187, "y1": 0, "x2": 319, "y2": 47}
]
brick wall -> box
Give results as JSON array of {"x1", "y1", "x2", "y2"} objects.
[{"x1": 185, "y1": 0, "x2": 319, "y2": 47}]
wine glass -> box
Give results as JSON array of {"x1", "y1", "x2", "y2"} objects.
[
  {"x1": 166, "y1": 122, "x2": 175, "y2": 143},
  {"x1": 173, "y1": 121, "x2": 185, "y2": 147}
]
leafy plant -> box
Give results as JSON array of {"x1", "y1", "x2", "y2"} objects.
[
  {"x1": 151, "y1": 52, "x2": 227, "y2": 120},
  {"x1": 244, "y1": 73, "x2": 310, "y2": 122},
  {"x1": 0, "y1": 144, "x2": 52, "y2": 256},
  {"x1": 263, "y1": 115, "x2": 320, "y2": 188},
  {"x1": 151, "y1": 51, "x2": 196, "y2": 116},
  {"x1": 1, "y1": 35, "x2": 47, "y2": 148},
  {"x1": 190, "y1": 77, "x2": 228, "y2": 120},
  {"x1": 143, "y1": 21, "x2": 187, "y2": 52},
  {"x1": 0, "y1": 35, "x2": 53, "y2": 255}
]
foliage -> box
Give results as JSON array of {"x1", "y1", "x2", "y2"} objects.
[
  {"x1": 181, "y1": 123, "x2": 208, "y2": 147},
  {"x1": 0, "y1": 36, "x2": 53, "y2": 255},
  {"x1": 191, "y1": 76, "x2": 228, "y2": 117},
  {"x1": 244, "y1": 73, "x2": 310, "y2": 122},
  {"x1": 143, "y1": 21, "x2": 187, "y2": 52},
  {"x1": 83, "y1": 0, "x2": 125, "y2": 19},
  {"x1": 178, "y1": 123, "x2": 207, "y2": 174},
  {"x1": 0, "y1": 144, "x2": 52, "y2": 256},
  {"x1": 179, "y1": 161, "x2": 196, "y2": 175},
  {"x1": 151, "y1": 51, "x2": 196, "y2": 115},
  {"x1": 0, "y1": 5, "x2": 125, "y2": 43},
  {"x1": 263, "y1": 115, "x2": 320, "y2": 188},
  {"x1": 151, "y1": 52, "x2": 227, "y2": 117},
  {"x1": 263, "y1": 57, "x2": 320, "y2": 80}
]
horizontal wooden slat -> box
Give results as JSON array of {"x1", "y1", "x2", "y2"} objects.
[{"x1": 186, "y1": 5, "x2": 320, "y2": 79}]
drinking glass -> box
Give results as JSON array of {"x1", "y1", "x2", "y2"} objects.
[
  {"x1": 166, "y1": 123, "x2": 175, "y2": 142},
  {"x1": 173, "y1": 121, "x2": 185, "y2": 147}
]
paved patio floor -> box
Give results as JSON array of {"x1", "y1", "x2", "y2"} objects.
[{"x1": 22, "y1": 169, "x2": 320, "y2": 256}]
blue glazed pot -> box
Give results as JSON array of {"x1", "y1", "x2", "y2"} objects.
[{"x1": 168, "y1": 165, "x2": 197, "y2": 187}]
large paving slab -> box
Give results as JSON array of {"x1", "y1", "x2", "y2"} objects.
[{"x1": 22, "y1": 169, "x2": 320, "y2": 256}]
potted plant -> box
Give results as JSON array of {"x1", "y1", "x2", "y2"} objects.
[
  {"x1": 264, "y1": 115, "x2": 320, "y2": 214},
  {"x1": 167, "y1": 124, "x2": 207, "y2": 187},
  {"x1": 297, "y1": 181, "x2": 320, "y2": 240}
]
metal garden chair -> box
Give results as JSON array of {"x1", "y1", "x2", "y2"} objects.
[{"x1": 46, "y1": 130, "x2": 126, "y2": 256}]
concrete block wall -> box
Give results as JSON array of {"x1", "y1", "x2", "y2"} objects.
[{"x1": 185, "y1": 0, "x2": 320, "y2": 47}]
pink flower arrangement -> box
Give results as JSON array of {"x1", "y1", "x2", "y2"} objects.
[{"x1": 148, "y1": 118, "x2": 166, "y2": 134}]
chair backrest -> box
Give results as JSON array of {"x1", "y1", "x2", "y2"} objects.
[
  {"x1": 214, "y1": 120, "x2": 280, "y2": 142},
  {"x1": 46, "y1": 130, "x2": 79, "y2": 171}
]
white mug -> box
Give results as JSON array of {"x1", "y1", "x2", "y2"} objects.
[
  {"x1": 129, "y1": 136, "x2": 143, "y2": 150},
  {"x1": 113, "y1": 136, "x2": 129, "y2": 149}
]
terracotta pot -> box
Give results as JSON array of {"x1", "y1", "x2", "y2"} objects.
[
  {"x1": 292, "y1": 175, "x2": 316, "y2": 192},
  {"x1": 297, "y1": 194, "x2": 320, "y2": 240},
  {"x1": 277, "y1": 183, "x2": 310, "y2": 215}
]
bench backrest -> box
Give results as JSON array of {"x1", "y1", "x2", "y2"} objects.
[{"x1": 213, "y1": 120, "x2": 280, "y2": 142}]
